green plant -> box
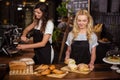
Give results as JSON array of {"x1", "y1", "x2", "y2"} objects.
[
  {"x1": 57, "y1": 0, "x2": 70, "y2": 17},
  {"x1": 52, "y1": 27, "x2": 61, "y2": 42}
]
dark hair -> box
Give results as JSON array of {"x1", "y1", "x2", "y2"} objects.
[{"x1": 34, "y1": 2, "x2": 49, "y2": 32}]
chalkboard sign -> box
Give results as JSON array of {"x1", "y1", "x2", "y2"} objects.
[{"x1": 64, "y1": 0, "x2": 90, "y2": 14}]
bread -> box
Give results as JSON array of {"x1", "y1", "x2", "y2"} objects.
[
  {"x1": 35, "y1": 64, "x2": 65, "y2": 76},
  {"x1": 78, "y1": 63, "x2": 90, "y2": 72},
  {"x1": 41, "y1": 69, "x2": 51, "y2": 75},
  {"x1": 49, "y1": 65, "x2": 56, "y2": 70},
  {"x1": 52, "y1": 69, "x2": 64, "y2": 74},
  {"x1": 35, "y1": 64, "x2": 49, "y2": 70},
  {"x1": 9, "y1": 61, "x2": 27, "y2": 70},
  {"x1": 64, "y1": 58, "x2": 76, "y2": 64},
  {"x1": 102, "y1": 38, "x2": 109, "y2": 42},
  {"x1": 68, "y1": 64, "x2": 77, "y2": 71}
]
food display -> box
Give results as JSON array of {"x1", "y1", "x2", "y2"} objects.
[
  {"x1": 61, "y1": 58, "x2": 91, "y2": 74},
  {"x1": 34, "y1": 64, "x2": 68, "y2": 78},
  {"x1": 9, "y1": 58, "x2": 34, "y2": 75},
  {"x1": 9, "y1": 58, "x2": 92, "y2": 78},
  {"x1": 104, "y1": 50, "x2": 120, "y2": 64},
  {"x1": 106, "y1": 56, "x2": 120, "y2": 63},
  {"x1": 103, "y1": 50, "x2": 120, "y2": 71}
]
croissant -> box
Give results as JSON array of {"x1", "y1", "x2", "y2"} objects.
[
  {"x1": 52, "y1": 69, "x2": 64, "y2": 74},
  {"x1": 41, "y1": 69, "x2": 51, "y2": 75},
  {"x1": 49, "y1": 65, "x2": 56, "y2": 70}
]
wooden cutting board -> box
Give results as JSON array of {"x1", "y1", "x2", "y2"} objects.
[
  {"x1": 61, "y1": 66, "x2": 91, "y2": 74},
  {"x1": 46, "y1": 71, "x2": 68, "y2": 78}
]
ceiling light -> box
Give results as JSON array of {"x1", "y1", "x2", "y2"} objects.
[{"x1": 39, "y1": 0, "x2": 46, "y2": 2}]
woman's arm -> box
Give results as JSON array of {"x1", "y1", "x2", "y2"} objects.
[
  {"x1": 89, "y1": 46, "x2": 96, "y2": 70},
  {"x1": 17, "y1": 20, "x2": 54, "y2": 49},
  {"x1": 28, "y1": 34, "x2": 51, "y2": 48},
  {"x1": 22, "y1": 22, "x2": 36, "y2": 37},
  {"x1": 65, "y1": 46, "x2": 71, "y2": 60},
  {"x1": 17, "y1": 33, "x2": 51, "y2": 49},
  {"x1": 21, "y1": 21, "x2": 37, "y2": 42}
]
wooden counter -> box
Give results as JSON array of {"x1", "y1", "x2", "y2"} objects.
[{"x1": 3, "y1": 64, "x2": 120, "y2": 80}]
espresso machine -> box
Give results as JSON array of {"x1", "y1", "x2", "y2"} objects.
[{"x1": 0, "y1": 25, "x2": 22, "y2": 57}]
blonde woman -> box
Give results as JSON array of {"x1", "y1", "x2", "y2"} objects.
[{"x1": 65, "y1": 10, "x2": 98, "y2": 70}]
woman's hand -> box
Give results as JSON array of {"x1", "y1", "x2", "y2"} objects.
[
  {"x1": 65, "y1": 51, "x2": 70, "y2": 61},
  {"x1": 64, "y1": 56, "x2": 70, "y2": 64},
  {"x1": 21, "y1": 36, "x2": 29, "y2": 43},
  {"x1": 88, "y1": 63, "x2": 94, "y2": 71},
  {"x1": 65, "y1": 56, "x2": 70, "y2": 61},
  {"x1": 16, "y1": 44, "x2": 28, "y2": 50}
]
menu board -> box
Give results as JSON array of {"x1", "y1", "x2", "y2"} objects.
[{"x1": 64, "y1": 0, "x2": 90, "y2": 14}]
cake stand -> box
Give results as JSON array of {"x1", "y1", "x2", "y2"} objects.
[{"x1": 103, "y1": 58, "x2": 120, "y2": 70}]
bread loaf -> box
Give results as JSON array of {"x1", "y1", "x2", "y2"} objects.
[
  {"x1": 9, "y1": 61, "x2": 27, "y2": 70},
  {"x1": 78, "y1": 63, "x2": 90, "y2": 72}
]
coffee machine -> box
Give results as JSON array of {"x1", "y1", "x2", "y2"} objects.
[{"x1": 0, "y1": 25, "x2": 22, "y2": 57}]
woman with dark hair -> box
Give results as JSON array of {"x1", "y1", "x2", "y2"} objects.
[{"x1": 17, "y1": 2, "x2": 54, "y2": 64}]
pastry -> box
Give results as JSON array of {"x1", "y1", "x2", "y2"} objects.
[
  {"x1": 64, "y1": 58, "x2": 76, "y2": 64},
  {"x1": 65, "y1": 58, "x2": 77, "y2": 71},
  {"x1": 41, "y1": 69, "x2": 51, "y2": 75},
  {"x1": 77, "y1": 63, "x2": 90, "y2": 72},
  {"x1": 49, "y1": 65, "x2": 56, "y2": 70},
  {"x1": 35, "y1": 64, "x2": 49, "y2": 70},
  {"x1": 68, "y1": 64, "x2": 77, "y2": 71},
  {"x1": 52, "y1": 69, "x2": 64, "y2": 74}
]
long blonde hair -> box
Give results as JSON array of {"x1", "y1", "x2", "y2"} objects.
[{"x1": 72, "y1": 9, "x2": 93, "y2": 41}]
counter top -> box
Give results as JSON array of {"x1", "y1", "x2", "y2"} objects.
[{"x1": 3, "y1": 64, "x2": 120, "y2": 80}]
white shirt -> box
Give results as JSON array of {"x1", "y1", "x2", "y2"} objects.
[
  {"x1": 34, "y1": 20, "x2": 54, "y2": 63},
  {"x1": 66, "y1": 32, "x2": 98, "y2": 53},
  {"x1": 34, "y1": 20, "x2": 54, "y2": 44}
]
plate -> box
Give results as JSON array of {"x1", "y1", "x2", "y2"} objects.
[{"x1": 103, "y1": 58, "x2": 120, "y2": 65}]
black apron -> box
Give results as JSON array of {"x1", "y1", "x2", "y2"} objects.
[
  {"x1": 32, "y1": 29, "x2": 51, "y2": 64},
  {"x1": 70, "y1": 40, "x2": 91, "y2": 64}
]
